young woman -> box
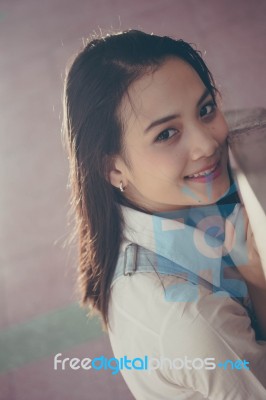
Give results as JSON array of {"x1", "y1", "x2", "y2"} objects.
[{"x1": 62, "y1": 30, "x2": 266, "y2": 399}]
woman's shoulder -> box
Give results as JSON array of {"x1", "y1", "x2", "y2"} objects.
[
  {"x1": 108, "y1": 234, "x2": 252, "y2": 338},
  {"x1": 109, "y1": 272, "x2": 191, "y2": 335},
  {"x1": 109, "y1": 268, "x2": 235, "y2": 338}
]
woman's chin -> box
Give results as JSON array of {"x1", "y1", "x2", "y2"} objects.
[
  {"x1": 203, "y1": 179, "x2": 231, "y2": 204},
  {"x1": 188, "y1": 174, "x2": 231, "y2": 206}
]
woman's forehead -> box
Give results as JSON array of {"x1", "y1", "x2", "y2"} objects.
[{"x1": 119, "y1": 58, "x2": 205, "y2": 133}]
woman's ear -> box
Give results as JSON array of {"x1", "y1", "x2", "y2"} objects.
[{"x1": 105, "y1": 155, "x2": 128, "y2": 189}]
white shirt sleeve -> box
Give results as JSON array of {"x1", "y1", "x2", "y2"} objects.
[{"x1": 159, "y1": 288, "x2": 266, "y2": 400}]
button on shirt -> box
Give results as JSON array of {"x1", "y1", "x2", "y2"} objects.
[{"x1": 107, "y1": 188, "x2": 266, "y2": 399}]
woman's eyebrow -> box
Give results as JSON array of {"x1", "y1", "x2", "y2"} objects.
[{"x1": 144, "y1": 88, "x2": 211, "y2": 134}]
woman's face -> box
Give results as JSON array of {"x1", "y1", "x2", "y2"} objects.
[{"x1": 112, "y1": 57, "x2": 230, "y2": 212}]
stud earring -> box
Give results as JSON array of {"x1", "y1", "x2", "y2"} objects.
[{"x1": 119, "y1": 181, "x2": 125, "y2": 192}]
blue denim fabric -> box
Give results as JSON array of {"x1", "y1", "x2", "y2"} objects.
[{"x1": 111, "y1": 242, "x2": 249, "y2": 306}]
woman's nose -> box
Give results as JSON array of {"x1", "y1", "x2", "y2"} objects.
[{"x1": 188, "y1": 126, "x2": 219, "y2": 161}]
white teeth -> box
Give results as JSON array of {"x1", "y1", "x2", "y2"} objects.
[{"x1": 187, "y1": 163, "x2": 217, "y2": 178}]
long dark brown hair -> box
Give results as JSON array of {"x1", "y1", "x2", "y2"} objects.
[{"x1": 61, "y1": 29, "x2": 220, "y2": 332}]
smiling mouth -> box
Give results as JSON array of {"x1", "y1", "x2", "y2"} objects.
[{"x1": 184, "y1": 159, "x2": 221, "y2": 180}]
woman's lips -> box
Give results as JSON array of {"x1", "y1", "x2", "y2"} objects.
[{"x1": 184, "y1": 159, "x2": 222, "y2": 183}]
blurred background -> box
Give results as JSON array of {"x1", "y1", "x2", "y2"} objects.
[{"x1": 0, "y1": 0, "x2": 266, "y2": 399}]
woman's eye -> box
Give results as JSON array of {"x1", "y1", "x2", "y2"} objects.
[
  {"x1": 200, "y1": 101, "x2": 216, "y2": 118},
  {"x1": 155, "y1": 128, "x2": 178, "y2": 142}
]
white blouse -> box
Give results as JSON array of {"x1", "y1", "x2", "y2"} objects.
[{"x1": 107, "y1": 203, "x2": 266, "y2": 399}]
